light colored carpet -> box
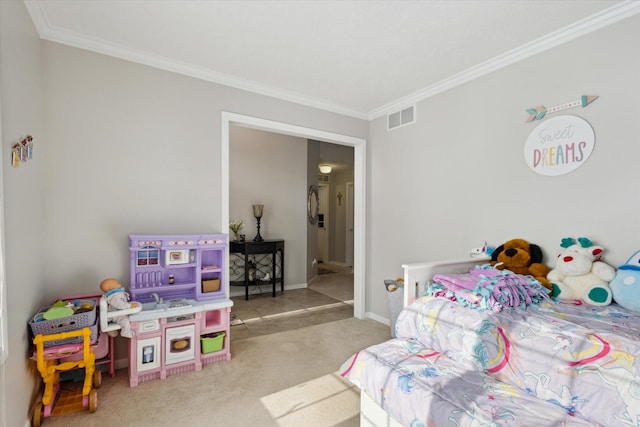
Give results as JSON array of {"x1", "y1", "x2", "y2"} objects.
[
  {"x1": 308, "y1": 271, "x2": 354, "y2": 304},
  {"x1": 39, "y1": 317, "x2": 390, "y2": 426},
  {"x1": 230, "y1": 288, "x2": 354, "y2": 341}
]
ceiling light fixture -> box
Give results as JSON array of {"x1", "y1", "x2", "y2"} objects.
[{"x1": 319, "y1": 165, "x2": 332, "y2": 174}]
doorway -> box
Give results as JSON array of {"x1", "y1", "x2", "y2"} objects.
[
  {"x1": 317, "y1": 183, "x2": 329, "y2": 264},
  {"x1": 346, "y1": 181, "x2": 354, "y2": 268},
  {"x1": 221, "y1": 112, "x2": 366, "y2": 319}
]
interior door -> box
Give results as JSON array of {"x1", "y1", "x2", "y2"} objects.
[
  {"x1": 317, "y1": 184, "x2": 329, "y2": 264},
  {"x1": 346, "y1": 182, "x2": 354, "y2": 267}
]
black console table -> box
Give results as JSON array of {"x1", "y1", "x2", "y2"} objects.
[{"x1": 229, "y1": 239, "x2": 285, "y2": 300}]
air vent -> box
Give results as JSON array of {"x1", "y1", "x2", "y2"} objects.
[
  {"x1": 387, "y1": 105, "x2": 416, "y2": 130},
  {"x1": 318, "y1": 174, "x2": 330, "y2": 182}
]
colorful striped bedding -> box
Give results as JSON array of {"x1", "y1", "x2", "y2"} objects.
[{"x1": 340, "y1": 296, "x2": 640, "y2": 426}]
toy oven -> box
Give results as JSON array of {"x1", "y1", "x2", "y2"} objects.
[{"x1": 165, "y1": 325, "x2": 195, "y2": 365}]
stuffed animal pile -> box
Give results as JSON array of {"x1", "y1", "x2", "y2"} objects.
[
  {"x1": 490, "y1": 238, "x2": 552, "y2": 291},
  {"x1": 482, "y1": 237, "x2": 640, "y2": 310},
  {"x1": 547, "y1": 237, "x2": 615, "y2": 306}
]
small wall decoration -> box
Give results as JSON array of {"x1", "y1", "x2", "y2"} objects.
[
  {"x1": 526, "y1": 95, "x2": 598, "y2": 122},
  {"x1": 524, "y1": 115, "x2": 594, "y2": 176},
  {"x1": 11, "y1": 135, "x2": 34, "y2": 168}
]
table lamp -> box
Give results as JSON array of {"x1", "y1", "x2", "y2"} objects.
[{"x1": 252, "y1": 204, "x2": 264, "y2": 242}]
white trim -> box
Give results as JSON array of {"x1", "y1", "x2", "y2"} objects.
[
  {"x1": 0, "y1": 83, "x2": 6, "y2": 366},
  {"x1": 24, "y1": 1, "x2": 640, "y2": 121},
  {"x1": 352, "y1": 142, "x2": 366, "y2": 319},
  {"x1": 221, "y1": 112, "x2": 367, "y2": 319},
  {"x1": 369, "y1": 1, "x2": 640, "y2": 119},
  {"x1": 22, "y1": 1, "x2": 367, "y2": 121},
  {"x1": 365, "y1": 311, "x2": 389, "y2": 326},
  {"x1": 221, "y1": 114, "x2": 230, "y2": 299},
  {"x1": 228, "y1": 282, "x2": 309, "y2": 298},
  {"x1": 0, "y1": 75, "x2": 7, "y2": 427},
  {"x1": 360, "y1": 390, "x2": 404, "y2": 427}
]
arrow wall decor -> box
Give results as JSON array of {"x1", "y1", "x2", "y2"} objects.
[{"x1": 525, "y1": 95, "x2": 598, "y2": 122}]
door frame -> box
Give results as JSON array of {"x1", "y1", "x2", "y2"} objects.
[{"x1": 221, "y1": 112, "x2": 367, "y2": 319}]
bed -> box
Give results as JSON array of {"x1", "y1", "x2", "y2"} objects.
[{"x1": 339, "y1": 258, "x2": 640, "y2": 427}]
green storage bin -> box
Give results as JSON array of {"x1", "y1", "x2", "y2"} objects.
[{"x1": 201, "y1": 332, "x2": 225, "y2": 353}]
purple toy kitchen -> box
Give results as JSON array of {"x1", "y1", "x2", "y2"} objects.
[{"x1": 127, "y1": 234, "x2": 232, "y2": 387}]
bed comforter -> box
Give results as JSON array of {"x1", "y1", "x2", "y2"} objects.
[{"x1": 340, "y1": 296, "x2": 640, "y2": 426}]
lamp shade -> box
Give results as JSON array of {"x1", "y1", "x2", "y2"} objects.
[
  {"x1": 252, "y1": 204, "x2": 264, "y2": 218},
  {"x1": 319, "y1": 165, "x2": 332, "y2": 174}
]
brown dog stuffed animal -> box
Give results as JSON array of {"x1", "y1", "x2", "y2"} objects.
[{"x1": 490, "y1": 238, "x2": 552, "y2": 291}]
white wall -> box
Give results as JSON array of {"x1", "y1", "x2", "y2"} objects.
[
  {"x1": 0, "y1": 2, "x2": 46, "y2": 426},
  {"x1": 318, "y1": 142, "x2": 354, "y2": 264},
  {"x1": 3, "y1": 3, "x2": 639, "y2": 425},
  {"x1": 307, "y1": 140, "x2": 320, "y2": 281},
  {"x1": 229, "y1": 126, "x2": 307, "y2": 290},
  {"x1": 0, "y1": 3, "x2": 368, "y2": 423},
  {"x1": 329, "y1": 168, "x2": 354, "y2": 264},
  {"x1": 39, "y1": 39, "x2": 366, "y2": 300},
  {"x1": 367, "y1": 13, "x2": 640, "y2": 318}
]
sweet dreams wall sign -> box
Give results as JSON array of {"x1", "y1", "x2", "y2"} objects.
[{"x1": 523, "y1": 95, "x2": 598, "y2": 176}]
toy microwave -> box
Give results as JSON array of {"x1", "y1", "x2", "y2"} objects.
[{"x1": 165, "y1": 249, "x2": 193, "y2": 265}]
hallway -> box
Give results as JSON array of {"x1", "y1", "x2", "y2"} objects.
[{"x1": 230, "y1": 265, "x2": 354, "y2": 341}]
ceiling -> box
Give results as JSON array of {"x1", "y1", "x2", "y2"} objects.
[{"x1": 24, "y1": 1, "x2": 639, "y2": 120}]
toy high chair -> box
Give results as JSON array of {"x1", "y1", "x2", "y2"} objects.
[{"x1": 99, "y1": 295, "x2": 142, "y2": 335}]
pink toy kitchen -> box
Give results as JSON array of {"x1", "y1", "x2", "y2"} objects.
[{"x1": 127, "y1": 234, "x2": 232, "y2": 387}]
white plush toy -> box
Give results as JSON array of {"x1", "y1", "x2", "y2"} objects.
[
  {"x1": 100, "y1": 278, "x2": 139, "y2": 338},
  {"x1": 547, "y1": 237, "x2": 616, "y2": 306}
]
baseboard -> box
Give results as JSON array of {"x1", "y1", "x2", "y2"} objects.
[
  {"x1": 284, "y1": 283, "x2": 308, "y2": 291},
  {"x1": 327, "y1": 260, "x2": 350, "y2": 267},
  {"x1": 365, "y1": 311, "x2": 390, "y2": 326},
  {"x1": 228, "y1": 282, "x2": 308, "y2": 298}
]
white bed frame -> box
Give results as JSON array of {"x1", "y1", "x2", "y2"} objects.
[{"x1": 361, "y1": 257, "x2": 489, "y2": 427}]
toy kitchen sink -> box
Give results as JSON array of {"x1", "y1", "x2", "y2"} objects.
[{"x1": 139, "y1": 297, "x2": 196, "y2": 313}]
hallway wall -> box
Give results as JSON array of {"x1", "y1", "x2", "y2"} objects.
[{"x1": 229, "y1": 126, "x2": 307, "y2": 289}]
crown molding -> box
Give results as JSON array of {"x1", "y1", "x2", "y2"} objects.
[
  {"x1": 23, "y1": 1, "x2": 369, "y2": 120},
  {"x1": 23, "y1": 0, "x2": 640, "y2": 123},
  {"x1": 368, "y1": 1, "x2": 640, "y2": 120}
]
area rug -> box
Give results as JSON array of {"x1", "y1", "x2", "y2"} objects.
[{"x1": 318, "y1": 267, "x2": 335, "y2": 275}]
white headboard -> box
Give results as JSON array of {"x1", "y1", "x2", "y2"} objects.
[{"x1": 401, "y1": 256, "x2": 490, "y2": 308}]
